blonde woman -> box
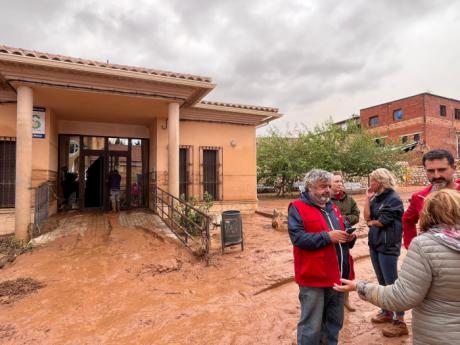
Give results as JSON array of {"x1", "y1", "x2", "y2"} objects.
[
  {"x1": 335, "y1": 189, "x2": 460, "y2": 345},
  {"x1": 362, "y1": 168, "x2": 407, "y2": 337}
]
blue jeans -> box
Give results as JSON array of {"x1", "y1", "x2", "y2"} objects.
[
  {"x1": 297, "y1": 285, "x2": 344, "y2": 345},
  {"x1": 369, "y1": 250, "x2": 404, "y2": 318}
]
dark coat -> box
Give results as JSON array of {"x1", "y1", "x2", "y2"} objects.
[
  {"x1": 368, "y1": 188, "x2": 404, "y2": 256},
  {"x1": 331, "y1": 192, "x2": 360, "y2": 227}
]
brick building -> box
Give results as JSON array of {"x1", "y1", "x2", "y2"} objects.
[{"x1": 360, "y1": 93, "x2": 460, "y2": 159}]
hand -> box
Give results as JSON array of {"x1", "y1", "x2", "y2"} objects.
[
  {"x1": 333, "y1": 279, "x2": 357, "y2": 292},
  {"x1": 328, "y1": 230, "x2": 349, "y2": 244},
  {"x1": 346, "y1": 233, "x2": 356, "y2": 242},
  {"x1": 366, "y1": 188, "x2": 375, "y2": 200}
]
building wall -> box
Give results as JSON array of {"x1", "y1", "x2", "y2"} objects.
[
  {"x1": 58, "y1": 120, "x2": 150, "y2": 138},
  {"x1": 178, "y1": 120, "x2": 257, "y2": 203},
  {"x1": 0, "y1": 103, "x2": 59, "y2": 234},
  {"x1": 361, "y1": 94, "x2": 425, "y2": 143},
  {"x1": 424, "y1": 94, "x2": 460, "y2": 156},
  {"x1": 361, "y1": 93, "x2": 460, "y2": 159}
]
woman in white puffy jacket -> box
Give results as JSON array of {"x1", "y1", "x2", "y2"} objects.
[{"x1": 334, "y1": 189, "x2": 460, "y2": 345}]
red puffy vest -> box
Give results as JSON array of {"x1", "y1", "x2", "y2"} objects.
[{"x1": 290, "y1": 199, "x2": 354, "y2": 287}]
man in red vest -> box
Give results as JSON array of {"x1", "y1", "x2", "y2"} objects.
[
  {"x1": 403, "y1": 149, "x2": 460, "y2": 249},
  {"x1": 288, "y1": 169, "x2": 355, "y2": 345}
]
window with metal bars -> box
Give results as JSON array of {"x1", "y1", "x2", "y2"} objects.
[
  {"x1": 200, "y1": 147, "x2": 222, "y2": 201},
  {"x1": 179, "y1": 146, "x2": 193, "y2": 200},
  {"x1": 0, "y1": 137, "x2": 16, "y2": 208}
]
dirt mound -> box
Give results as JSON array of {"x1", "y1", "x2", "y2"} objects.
[{"x1": 0, "y1": 278, "x2": 46, "y2": 305}]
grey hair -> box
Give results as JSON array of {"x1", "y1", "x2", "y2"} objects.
[
  {"x1": 370, "y1": 168, "x2": 396, "y2": 189},
  {"x1": 304, "y1": 169, "x2": 332, "y2": 191}
]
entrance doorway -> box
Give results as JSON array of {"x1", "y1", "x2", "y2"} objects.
[{"x1": 58, "y1": 135, "x2": 149, "y2": 211}]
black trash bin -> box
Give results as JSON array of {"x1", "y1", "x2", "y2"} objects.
[{"x1": 221, "y1": 210, "x2": 244, "y2": 254}]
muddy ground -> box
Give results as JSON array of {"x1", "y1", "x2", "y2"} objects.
[{"x1": 0, "y1": 187, "x2": 420, "y2": 345}]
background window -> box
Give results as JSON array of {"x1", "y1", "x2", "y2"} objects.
[
  {"x1": 414, "y1": 133, "x2": 421, "y2": 142},
  {"x1": 455, "y1": 109, "x2": 460, "y2": 120},
  {"x1": 400, "y1": 136, "x2": 408, "y2": 144},
  {"x1": 369, "y1": 116, "x2": 379, "y2": 127},
  {"x1": 440, "y1": 105, "x2": 447, "y2": 117},
  {"x1": 393, "y1": 109, "x2": 403, "y2": 121}
]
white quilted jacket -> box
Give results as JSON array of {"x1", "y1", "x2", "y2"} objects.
[{"x1": 358, "y1": 229, "x2": 460, "y2": 345}]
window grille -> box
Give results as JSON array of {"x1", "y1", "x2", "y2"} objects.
[{"x1": 0, "y1": 137, "x2": 16, "y2": 208}]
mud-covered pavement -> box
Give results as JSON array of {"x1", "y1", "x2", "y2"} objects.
[{"x1": 0, "y1": 187, "x2": 419, "y2": 344}]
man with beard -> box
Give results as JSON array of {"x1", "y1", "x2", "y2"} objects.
[
  {"x1": 288, "y1": 169, "x2": 355, "y2": 345},
  {"x1": 403, "y1": 149, "x2": 460, "y2": 249}
]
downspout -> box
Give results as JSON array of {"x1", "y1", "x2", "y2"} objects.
[{"x1": 423, "y1": 94, "x2": 427, "y2": 151}]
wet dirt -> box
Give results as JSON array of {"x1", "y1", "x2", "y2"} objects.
[
  {"x1": 0, "y1": 278, "x2": 46, "y2": 305},
  {"x1": 0, "y1": 187, "x2": 420, "y2": 344}
]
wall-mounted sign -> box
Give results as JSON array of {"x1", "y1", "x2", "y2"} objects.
[{"x1": 32, "y1": 107, "x2": 46, "y2": 138}]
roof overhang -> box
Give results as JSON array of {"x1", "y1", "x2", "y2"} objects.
[
  {"x1": 0, "y1": 45, "x2": 215, "y2": 107},
  {"x1": 182, "y1": 101, "x2": 281, "y2": 126},
  {"x1": 0, "y1": 45, "x2": 282, "y2": 127}
]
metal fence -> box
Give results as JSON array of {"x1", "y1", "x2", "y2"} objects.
[
  {"x1": 150, "y1": 173, "x2": 211, "y2": 256},
  {"x1": 31, "y1": 181, "x2": 50, "y2": 238}
]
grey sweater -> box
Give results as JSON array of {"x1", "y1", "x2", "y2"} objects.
[{"x1": 357, "y1": 229, "x2": 460, "y2": 345}]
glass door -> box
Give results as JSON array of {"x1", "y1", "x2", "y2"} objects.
[
  {"x1": 83, "y1": 153, "x2": 104, "y2": 208},
  {"x1": 106, "y1": 152, "x2": 128, "y2": 210}
]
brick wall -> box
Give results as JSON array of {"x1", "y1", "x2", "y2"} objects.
[{"x1": 360, "y1": 93, "x2": 460, "y2": 159}]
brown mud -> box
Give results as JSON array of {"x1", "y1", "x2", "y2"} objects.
[
  {"x1": 0, "y1": 278, "x2": 46, "y2": 305},
  {"x1": 0, "y1": 187, "x2": 420, "y2": 344}
]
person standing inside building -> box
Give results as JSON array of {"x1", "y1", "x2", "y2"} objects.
[
  {"x1": 364, "y1": 168, "x2": 407, "y2": 337},
  {"x1": 109, "y1": 169, "x2": 122, "y2": 212},
  {"x1": 330, "y1": 171, "x2": 360, "y2": 312},
  {"x1": 403, "y1": 149, "x2": 460, "y2": 249},
  {"x1": 288, "y1": 169, "x2": 355, "y2": 345},
  {"x1": 334, "y1": 189, "x2": 460, "y2": 345}
]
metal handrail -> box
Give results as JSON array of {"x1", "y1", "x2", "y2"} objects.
[{"x1": 151, "y1": 183, "x2": 211, "y2": 256}]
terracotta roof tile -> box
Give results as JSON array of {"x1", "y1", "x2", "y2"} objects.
[
  {"x1": 0, "y1": 44, "x2": 212, "y2": 83},
  {"x1": 200, "y1": 100, "x2": 278, "y2": 113}
]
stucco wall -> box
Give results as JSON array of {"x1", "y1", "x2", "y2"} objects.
[
  {"x1": 177, "y1": 120, "x2": 257, "y2": 202},
  {"x1": 58, "y1": 120, "x2": 150, "y2": 138}
]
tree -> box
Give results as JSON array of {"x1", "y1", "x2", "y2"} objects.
[
  {"x1": 257, "y1": 121, "x2": 405, "y2": 192},
  {"x1": 300, "y1": 121, "x2": 402, "y2": 177},
  {"x1": 257, "y1": 128, "x2": 305, "y2": 196}
]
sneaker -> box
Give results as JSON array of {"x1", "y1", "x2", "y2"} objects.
[
  {"x1": 371, "y1": 312, "x2": 393, "y2": 324},
  {"x1": 382, "y1": 321, "x2": 409, "y2": 337}
]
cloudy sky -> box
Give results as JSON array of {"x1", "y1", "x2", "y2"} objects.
[{"x1": 1, "y1": 0, "x2": 459, "y2": 134}]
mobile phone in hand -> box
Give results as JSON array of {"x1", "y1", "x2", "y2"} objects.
[{"x1": 345, "y1": 227, "x2": 356, "y2": 235}]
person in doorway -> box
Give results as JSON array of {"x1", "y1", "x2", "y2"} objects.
[
  {"x1": 403, "y1": 149, "x2": 460, "y2": 249},
  {"x1": 330, "y1": 171, "x2": 360, "y2": 312},
  {"x1": 363, "y1": 168, "x2": 407, "y2": 337},
  {"x1": 131, "y1": 182, "x2": 140, "y2": 206},
  {"x1": 334, "y1": 189, "x2": 460, "y2": 345},
  {"x1": 109, "y1": 169, "x2": 122, "y2": 212},
  {"x1": 288, "y1": 169, "x2": 355, "y2": 345},
  {"x1": 60, "y1": 166, "x2": 70, "y2": 208}
]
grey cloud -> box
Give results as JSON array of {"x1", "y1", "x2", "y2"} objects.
[{"x1": 0, "y1": 0, "x2": 459, "y2": 128}]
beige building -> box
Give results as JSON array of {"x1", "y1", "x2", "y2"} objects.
[{"x1": 0, "y1": 44, "x2": 281, "y2": 239}]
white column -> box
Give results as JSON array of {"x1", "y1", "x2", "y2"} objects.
[
  {"x1": 15, "y1": 85, "x2": 33, "y2": 241},
  {"x1": 168, "y1": 102, "x2": 180, "y2": 197}
]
